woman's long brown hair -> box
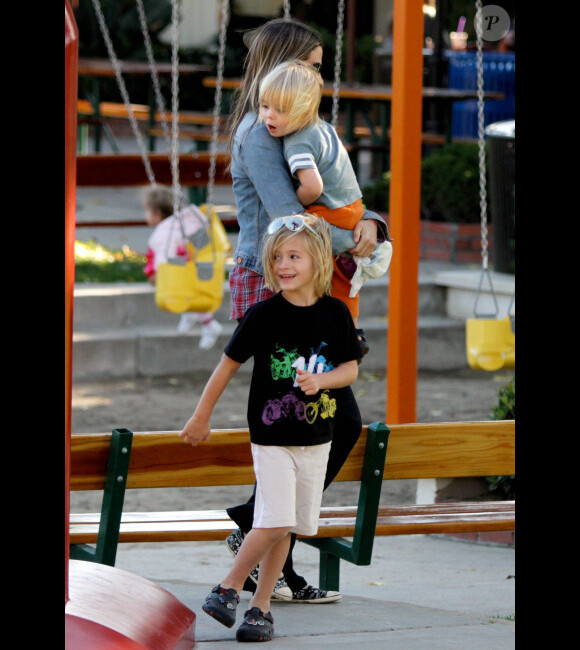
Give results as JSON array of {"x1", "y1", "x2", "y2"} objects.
[{"x1": 226, "y1": 18, "x2": 323, "y2": 153}]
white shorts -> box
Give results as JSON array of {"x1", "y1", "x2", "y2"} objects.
[{"x1": 251, "y1": 442, "x2": 331, "y2": 536}]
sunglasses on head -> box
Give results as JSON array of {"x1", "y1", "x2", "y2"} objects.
[{"x1": 267, "y1": 215, "x2": 322, "y2": 241}]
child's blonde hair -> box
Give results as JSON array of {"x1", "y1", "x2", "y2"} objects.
[
  {"x1": 259, "y1": 60, "x2": 323, "y2": 134},
  {"x1": 227, "y1": 18, "x2": 323, "y2": 152},
  {"x1": 262, "y1": 215, "x2": 333, "y2": 297}
]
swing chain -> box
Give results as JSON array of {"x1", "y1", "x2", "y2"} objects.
[
  {"x1": 207, "y1": 0, "x2": 230, "y2": 209},
  {"x1": 473, "y1": 267, "x2": 499, "y2": 319},
  {"x1": 475, "y1": 0, "x2": 489, "y2": 271},
  {"x1": 89, "y1": 0, "x2": 157, "y2": 185},
  {"x1": 169, "y1": 0, "x2": 182, "y2": 217},
  {"x1": 331, "y1": 0, "x2": 346, "y2": 128},
  {"x1": 472, "y1": 0, "x2": 505, "y2": 320},
  {"x1": 135, "y1": 0, "x2": 171, "y2": 147}
]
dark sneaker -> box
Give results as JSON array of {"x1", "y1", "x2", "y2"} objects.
[
  {"x1": 291, "y1": 585, "x2": 342, "y2": 603},
  {"x1": 236, "y1": 607, "x2": 274, "y2": 642},
  {"x1": 226, "y1": 528, "x2": 245, "y2": 557},
  {"x1": 202, "y1": 584, "x2": 240, "y2": 627},
  {"x1": 247, "y1": 565, "x2": 293, "y2": 601}
]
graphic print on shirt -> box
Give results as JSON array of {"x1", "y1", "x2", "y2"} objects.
[
  {"x1": 270, "y1": 344, "x2": 300, "y2": 381},
  {"x1": 262, "y1": 342, "x2": 336, "y2": 426},
  {"x1": 262, "y1": 392, "x2": 306, "y2": 425}
]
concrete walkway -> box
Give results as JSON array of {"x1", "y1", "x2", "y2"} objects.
[{"x1": 112, "y1": 534, "x2": 515, "y2": 648}]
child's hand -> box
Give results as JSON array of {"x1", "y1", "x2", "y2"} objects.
[
  {"x1": 295, "y1": 368, "x2": 320, "y2": 396},
  {"x1": 180, "y1": 416, "x2": 210, "y2": 446}
]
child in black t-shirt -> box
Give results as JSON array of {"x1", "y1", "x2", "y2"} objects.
[{"x1": 180, "y1": 214, "x2": 360, "y2": 642}]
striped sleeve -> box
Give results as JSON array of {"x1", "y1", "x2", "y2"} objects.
[{"x1": 287, "y1": 151, "x2": 316, "y2": 175}]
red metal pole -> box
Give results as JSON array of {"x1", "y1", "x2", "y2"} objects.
[
  {"x1": 65, "y1": 0, "x2": 79, "y2": 605},
  {"x1": 386, "y1": 0, "x2": 424, "y2": 424}
]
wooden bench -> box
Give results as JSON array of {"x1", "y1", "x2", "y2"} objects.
[
  {"x1": 69, "y1": 420, "x2": 515, "y2": 591},
  {"x1": 77, "y1": 98, "x2": 228, "y2": 153},
  {"x1": 75, "y1": 152, "x2": 237, "y2": 226},
  {"x1": 336, "y1": 124, "x2": 477, "y2": 151},
  {"x1": 148, "y1": 128, "x2": 229, "y2": 153},
  {"x1": 76, "y1": 152, "x2": 231, "y2": 188},
  {"x1": 77, "y1": 98, "x2": 226, "y2": 128}
]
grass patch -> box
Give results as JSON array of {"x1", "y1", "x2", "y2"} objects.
[{"x1": 75, "y1": 240, "x2": 147, "y2": 283}]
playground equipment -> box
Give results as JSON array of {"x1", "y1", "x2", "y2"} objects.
[
  {"x1": 464, "y1": 1, "x2": 515, "y2": 371},
  {"x1": 89, "y1": 0, "x2": 232, "y2": 316},
  {"x1": 155, "y1": 203, "x2": 231, "y2": 313},
  {"x1": 466, "y1": 270, "x2": 515, "y2": 371}
]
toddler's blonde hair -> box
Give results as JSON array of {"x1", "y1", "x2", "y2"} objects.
[
  {"x1": 262, "y1": 215, "x2": 333, "y2": 297},
  {"x1": 259, "y1": 60, "x2": 323, "y2": 134},
  {"x1": 227, "y1": 18, "x2": 323, "y2": 152}
]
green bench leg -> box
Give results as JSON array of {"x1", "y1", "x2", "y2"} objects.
[
  {"x1": 319, "y1": 551, "x2": 341, "y2": 592},
  {"x1": 302, "y1": 422, "x2": 390, "y2": 591},
  {"x1": 69, "y1": 428, "x2": 133, "y2": 566}
]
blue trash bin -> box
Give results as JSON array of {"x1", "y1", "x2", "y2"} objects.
[{"x1": 448, "y1": 51, "x2": 515, "y2": 139}]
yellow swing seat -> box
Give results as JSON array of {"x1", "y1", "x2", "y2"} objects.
[
  {"x1": 155, "y1": 204, "x2": 232, "y2": 314},
  {"x1": 466, "y1": 315, "x2": 515, "y2": 371}
]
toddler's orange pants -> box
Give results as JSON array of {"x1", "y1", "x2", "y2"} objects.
[{"x1": 308, "y1": 199, "x2": 364, "y2": 322}]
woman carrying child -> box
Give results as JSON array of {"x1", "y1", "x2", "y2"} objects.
[{"x1": 223, "y1": 16, "x2": 390, "y2": 605}]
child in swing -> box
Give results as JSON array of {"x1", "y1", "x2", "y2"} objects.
[
  {"x1": 179, "y1": 214, "x2": 360, "y2": 642},
  {"x1": 258, "y1": 60, "x2": 392, "y2": 339},
  {"x1": 143, "y1": 185, "x2": 223, "y2": 349}
]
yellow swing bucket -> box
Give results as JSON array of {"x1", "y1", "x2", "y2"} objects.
[
  {"x1": 155, "y1": 204, "x2": 232, "y2": 314},
  {"x1": 466, "y1": 315, "x2": 515, "y2": 371},
  {"x1": 465, "y1": 267, "x2": 515, "y2": 371}
]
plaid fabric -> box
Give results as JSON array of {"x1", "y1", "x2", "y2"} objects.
[{"x1": 229, "y1": 265, "x2": 275, "y2": 320}]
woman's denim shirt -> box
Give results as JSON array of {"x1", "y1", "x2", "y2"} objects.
[{"x1": 231, "y1": 112, "x2": 388, "y2": 275}]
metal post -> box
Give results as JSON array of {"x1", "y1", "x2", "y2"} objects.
[{"x1": 386, "y1": 0, "x2": 424, "y2": 424}]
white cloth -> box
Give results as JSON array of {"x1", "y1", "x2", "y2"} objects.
[
  {"x1": 251, "y1": 442, "x2": 331, "y2": 536},
  {"x1": 147, "y1": 204, "x2": 209, "y2": 268},
  {"x1": 349, "y1": 241, "x2": 393, "y2": 298}
]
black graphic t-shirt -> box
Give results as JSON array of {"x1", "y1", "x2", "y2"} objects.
[{"x1": 224, "y1": 292, "x2": 361, "y2": 446}]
